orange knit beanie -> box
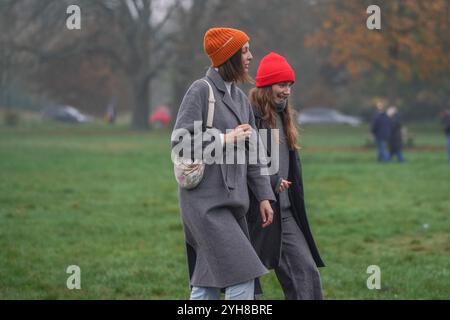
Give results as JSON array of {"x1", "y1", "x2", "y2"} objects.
[{"x1": 203, "y1": 27, "x2": 249, "y2": 67}]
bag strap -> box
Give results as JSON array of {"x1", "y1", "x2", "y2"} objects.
[{"x1": 200, "y1": 79, "x2": 215, "y2": 129}]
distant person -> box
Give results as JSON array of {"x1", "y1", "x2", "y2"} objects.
[
  {"x1": 105, "y1": 99, "x2": 117, "y2": 124},
  {"x1": 371, "y1": 101, "x2": 391, "y2": 162},
  {"x1": 247, "y1": 52, "x2": 324, "y2": 300},
  {"x1": 387, "y1": 106, "x2": 405, "y2": 163},
  {"x1": 441, "y1": 108, "x2": 450, "y2": 163},
  {"x1": 150, "y1": 105, "x2": 171, "y2": 128}
]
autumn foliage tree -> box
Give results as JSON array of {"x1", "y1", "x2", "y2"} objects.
[{"x1": 306, "y1": 0, "x2": 450, "y2": 104}]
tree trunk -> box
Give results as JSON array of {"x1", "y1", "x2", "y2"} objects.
[
  {"x1": 387, "y1": 42, "x2": 399, "y2": 105},
  {"x1": 386, "y1": 66, "x2": 398, "y2": 106},
  {"x1": 131, "y1": 76, "x2": 150, "y2": 130}
]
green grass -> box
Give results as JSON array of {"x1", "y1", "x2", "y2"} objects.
[{"x1": 0, "y1": 122, "x2": 449, "y2": 299}]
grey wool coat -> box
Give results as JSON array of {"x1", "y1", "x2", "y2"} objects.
[{"x1": 172, "y1": 68, "x2": 276, "y2": 288}]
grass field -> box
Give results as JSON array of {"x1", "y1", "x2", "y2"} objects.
[{"x1": 0, "y1": 122, "x2": 449, "y2": 299}]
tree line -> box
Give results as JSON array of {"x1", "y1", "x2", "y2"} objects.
[{"x1": 1, "y1": 0, "x2": 449, "y2": 129}]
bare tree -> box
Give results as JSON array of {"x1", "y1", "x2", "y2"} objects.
[
  {"x1": 1, "y1": 0, "x2": 181, "y2": 130},
  {"x1": 171, "y1": 0, "x2": 234, "y2": 120}
]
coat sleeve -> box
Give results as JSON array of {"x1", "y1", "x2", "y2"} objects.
[
  {"x1": 271, "y1": 176, "x2": 283, "y2": 194},
  {"x1": 171, "y1": 80, "x2": 221, "y2": 162},
  {"x1": 246, "y1": 104, "x2": 276, "y2": 203}
]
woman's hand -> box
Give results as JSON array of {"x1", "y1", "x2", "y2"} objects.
[
  {"x1": 224, "y1": 124, "x2": 252, "y2": 144},
  {"x1": 277, "y1": 179, "x2": 292, "y2": 193},
  {"x1": 259, "y1": 200, "x2": 273, "y2": 228}
]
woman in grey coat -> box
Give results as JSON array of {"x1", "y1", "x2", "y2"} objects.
[
  {"x1": 171, "y1": 28, "x2": 276, "y2": 300},
  {"x1": 248, "y1": 52, "x2": 325, "y2": 300}
]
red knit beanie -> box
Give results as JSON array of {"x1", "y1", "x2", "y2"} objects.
[{"x1": 255, "y1": 52, "x2": 296, "y2": 88}]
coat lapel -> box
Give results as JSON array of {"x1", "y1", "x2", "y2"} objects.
[
  {"x1": 253, "y1": 109, "x2": 272, "y2": 156},
  {"x1": 206, "y1": 68, "x2": 243, "y2": 124}
]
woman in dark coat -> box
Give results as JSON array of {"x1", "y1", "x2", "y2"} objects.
[
  {"x1": 441, "y1": 108, "x2": 450, "y2": 163},
  {"x1": 387, "y1": 106, "x2": 405, "y2": 163},
  {"x1": 247, "y1": 52, "x2": 325, "y2": 300},
  {"x1": 171, "y1": 28, "x2": 276, "y2": 300}
]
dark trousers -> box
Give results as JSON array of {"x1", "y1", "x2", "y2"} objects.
[
  {"x1": 389, "y1": 150, "x2": 405, "y2": 163},
  {"x1": 375, "y1": 138, "x2": 390, "y2": 162},
  {"x1": 274, "y1": 214, "x2": 323, "y2": 300}
]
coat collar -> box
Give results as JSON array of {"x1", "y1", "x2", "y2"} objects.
[
  {"x1": 206, "y1": 67, "x2": 227, "y2": 94},
  {"x1": 205, "y1": 68, "x2": 243, "y2": 124}
]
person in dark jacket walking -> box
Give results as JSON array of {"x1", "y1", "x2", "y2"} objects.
[
  {"x1": 371, "y1": 102, "x2": 391, "y2": 162},
  {"x1": 387, "y1": 106, "x2": 405, "y2": 163},
  {"x1": 172, "y1": 28, "x2": 276, "y2": 300},
  {"x1": 441, "y1": 108, "x2": 450, "y2": 163},
  {"x1": 247, "y1": 52, "x2": 324, "y2": 300}
]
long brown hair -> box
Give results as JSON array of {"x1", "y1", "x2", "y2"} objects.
[
  {"x1": 248, "y1": 86, "x2": 299, "y2": 150},
  {"x1": 218, "y1": 48, "x2": 253, "y2": 84}
]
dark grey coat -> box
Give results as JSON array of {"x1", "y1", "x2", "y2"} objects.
[
  {"x1": 388, "y1": 115, "x2": 403, "y2": 153},
  {"x1": 172, "y1": 68, "x2": 276, "y2": 288},
  {"x1": 247, "y1": 108, "x2": 325, "y2": 270}
]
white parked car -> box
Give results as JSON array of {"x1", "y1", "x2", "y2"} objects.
[
  {"x1": 41, "y1": 105, "x2": 92, "y2": 123},
  {"x1": 297, "y1": 107, "x2": 362, "y2": 126}
]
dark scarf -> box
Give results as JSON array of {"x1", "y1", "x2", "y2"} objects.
[{"x1": 274, "y1": 100, "x2": 287, "y2": 113}]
